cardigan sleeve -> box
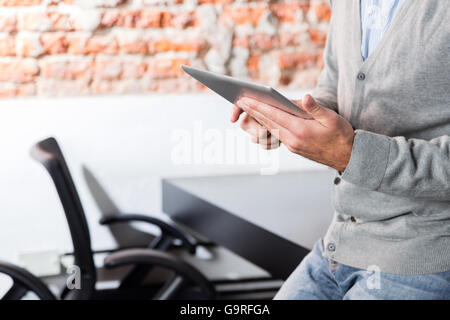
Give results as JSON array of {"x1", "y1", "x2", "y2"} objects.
[{"x1": 342, "y1": 130, "x2": 450, "y2": 201}]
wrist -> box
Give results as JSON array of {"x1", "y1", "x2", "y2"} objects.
[{"x1": 335, "y1": 130, "x2": 356, "y2": 172}]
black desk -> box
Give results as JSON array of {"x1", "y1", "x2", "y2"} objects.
[{"x1": 162, "y1": 170, "x2": 335, "y2": 280}]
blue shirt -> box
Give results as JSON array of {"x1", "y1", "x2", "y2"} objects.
[{"x1": 360, "y1": 0, "x2": 405, "y2": 60}]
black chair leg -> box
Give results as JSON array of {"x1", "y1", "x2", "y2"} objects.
[
  {"x1": 119, "y1": 235, "x2": 174, "y2": 288},
  {"x1": 153, "y1": 274, "x2": 185, "y2": 300},
  {"x1": 2, "y1": 283, "x2": 28, "y2": 300}
]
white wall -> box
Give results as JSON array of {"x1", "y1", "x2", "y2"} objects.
[{"x1": 0, "y1": 92, "x2": 324, "y2": 262}]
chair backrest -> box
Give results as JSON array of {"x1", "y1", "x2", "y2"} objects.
[{"x1": 30, "y1": 137, "x2": 96, "y2": 299}]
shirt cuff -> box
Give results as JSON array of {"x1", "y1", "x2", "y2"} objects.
[{"x1": 342, "y1": 130, "x2": 391, "y2": 190}]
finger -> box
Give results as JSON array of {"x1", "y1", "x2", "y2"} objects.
[
  {"x1": 240, "y1": 114, "x2": 279, "y2": 146},
  {"x1": 261, "y1": 133, "x2": 281, "y2": 149},
  {"x1": 240, "y1": 114, "x2": 268, "y2": 139},
  {"x1": 230, "y1": 104, "x2": 244, "y2": 123},
  {"x1": 242, "y1": 104, "x2": 295, "y2": 143},
  {"x1": 260, "y1": 140, "x2": 281, "y2": 150},
  {"x1": 240, "y1": 113, "x2": 264, "y2": 135},
  {"x1": 254, "y1": 129, "x2": 279, "y2": 146},
  {"x1": 240, "y1": 97, "x2": 300, "y2": 133},
  {"x1": 251, "y1": 131, "x2": 280, "y2": 149},
  {"x1": 246, "y1": 120, "x2": 275, "y2": 146},
  {"x1": 301, "y1": 94, "x2": 337, "y2": 127}
]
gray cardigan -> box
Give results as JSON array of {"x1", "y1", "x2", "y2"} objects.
[{"x1": 313, "y1": 0, "x2": 450, "y2": 274}]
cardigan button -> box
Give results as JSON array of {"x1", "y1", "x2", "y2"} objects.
[
  {"x1": 357, "y1": 72, "x2": 366, "y2": 81},
  {"x1": 327, "y1": 243, "x2": 336, "y2": 252}
]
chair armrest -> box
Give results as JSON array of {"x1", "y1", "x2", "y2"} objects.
[
  {"x1": 99, "y1": 214, "x2": 197, "y2": 254},
  {"x1": 104, "y1": 249, "x2": 216, "y2": 299},
  {"x1": 0, "y1": 261, "x2": 56, "y2": 300}
]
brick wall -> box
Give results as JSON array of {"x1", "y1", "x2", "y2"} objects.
[{"x1": 0, "y1": 0, "x2": 330, "y2": 98}]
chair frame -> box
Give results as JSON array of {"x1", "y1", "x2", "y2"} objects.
[{"x1": 29, "y1": 137, "x2": 216, "y2": 300}]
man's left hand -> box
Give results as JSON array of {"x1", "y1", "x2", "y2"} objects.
[{"x1": 236, "y1": 94, "x2": 356, "y2": 172}]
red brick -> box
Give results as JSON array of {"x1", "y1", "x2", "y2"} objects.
[
  {"x1": 234, "y1": 34, "x2": 276, "y2": 51},
  {"x1": 233, "y1": 35, "x2": 249, "y2": 49},
  {"x1": 309, "y1": 28, "x2": 327, "y2": 46},
  {"x1": 197, "y1": 0, "x2": 232, "y2": 4},
  {"x1": 93, "y1": 58, "x2": 122, "y2": 80},
  {"x1": 90, "y1": 80, "x2": 117, "y2": 95},
  {"x1": 117, "y1": 36, "x2": 148, "y2": 54},
  {"x1": 172, "y1": 11, "x2": 198, "y2": 29},
  {"x1": 85, "y1": 0, "x2": 126, "y2": 7},
  {"x1": 222, "y1": 6, "x2": 266, "y2": 26},
  {"x1": 279, "y1": 73, "x2": 292, "y2": 86},
  {"x1": 47, "y1": 0, "x2": 74, "y2": 4},
  {"x1": 278, "y1": 32, "x2": 301, "y2": 47},
  {"x1": 50, "y1": 12, "x2": 73, "y2": 31},
  {"x1": 0, "y1": 83, "x2": 17, "y2": 98},
  {"x1": 0, "y1": 82, "x2": 35, "y2": 98},
  {"x1": 18, "y1": 11, "x2": 73, "y2": 31},
  {"x1": 141, "y1": 0, "x2": 182, "y2": 4},
  {"x1": 252, "y1": 33, "x2": 276, "y2": 51},
  {"x1": 0, "y1": 58, "x2": 39, "y2": 83},
  {"x1": 0, "y1": 15, "x2": 17, "y2": 32},
  {"x1": 121, "y1": 60, "x2": 146, "y2": 79},
  {"x1": 135, "y1": 9, "x2": 173, "y2": 28},
  {"x1": 85, "y1": 35, "x2": 118, "y2": 54},
  {"x1": 289, "y1": 68, "x2": 322, "y2": 88},
  {"x1": 40, "y1": 32, "x2": 68, "y2": 54},
  {"x1": 314, "y1": 2, "x2": 332, "y2": 22},
  {"x1": 16, "y1": 82, "x2": 36, "y2": 95},
  {"x1": 270, "y1": 2, "x2": 309, "y2": 23},
  {"x1": 247, "y1": 54, "x2": 259, "y2": 74},
  {"x1": 17, "y1": 12, "x2": 49, "y2": 31},
  {"x1": 90, "y1": 80, "x2": 115, "y2": 95},
  {"x1": 148, "y1": 38, "x2": 205, "y2": 54},
  {"x1": 0, "y1": 0, "x2": 329, "y2": 98},
  {"x1": 100, "y1": 10, "x2": 137, "y2": 28},
  {"x1": 316, "y1": 51, "x2": 324, "y2": 69},
  {"x1": 67, "y1": 32, "x2": 90, "y2": 54},
  {"x1": 100, "y1": 10, "x2": 120, "y2": 27},
  {"x1": 278, "y1": 50, "x2": 314, "y2": 70},
  {"x1": 16, "y1": 33, "x2": 43, "y2": 57},
  {"x1": 0, "y1": 36, "x2": 15, "y2": 56},
  {"x1": 102, "y1": 9, "x2": 196, "y2": 29},
  {"x1": 40, "y1": 58, "x2": 92, "y2": 80},
  {"x1": 0, "y1": 0, "x2": 41, "y2": 5},
  {"x1": 146, "y1": 58, "x2": 190, "y2": 79}
]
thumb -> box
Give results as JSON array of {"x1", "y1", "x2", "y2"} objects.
[
  {"x1": 302, "y1": 94, "x2": 335, "y2": 126},
  {"x1": 230, "y1": 104, "x2": 244, "y2": 123}
]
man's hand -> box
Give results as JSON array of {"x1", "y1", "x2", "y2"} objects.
[
  {"x1": 232, "y1": 94, "x2": 356, "y2": 172},
  {"x1": 230, "y1": 103, "x2": 281, "y2": 150}
]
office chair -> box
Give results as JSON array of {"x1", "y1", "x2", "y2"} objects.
[
  {"x1": 0, "y1": 261, "x2": 56, "y2": 300},
  {"x1": 30, "y1": 137, "x2": 216, "y2": 300}
]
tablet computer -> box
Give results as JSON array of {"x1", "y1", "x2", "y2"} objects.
[{"x1": 181, "y1": 65, "x2": 312, "y2": 119}]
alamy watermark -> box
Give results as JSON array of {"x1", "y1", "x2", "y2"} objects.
[
  {"x1": 170, "y1": 121, "x2": 280, "y2": 175},
  {"x1": 366, "y1": 265, "x2": 381, "y2": 290},
  {"x1": 66, "y1": 265, "x2": 81, "y2": 290}
]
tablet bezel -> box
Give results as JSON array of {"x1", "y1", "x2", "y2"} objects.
[{"x1": 181, "y1": 65, "x2": 312, "y2": 119}]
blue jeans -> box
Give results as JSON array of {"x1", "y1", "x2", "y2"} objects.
[{"x1": 274, "y1": 239, "x2": 450, "y2": 300}]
